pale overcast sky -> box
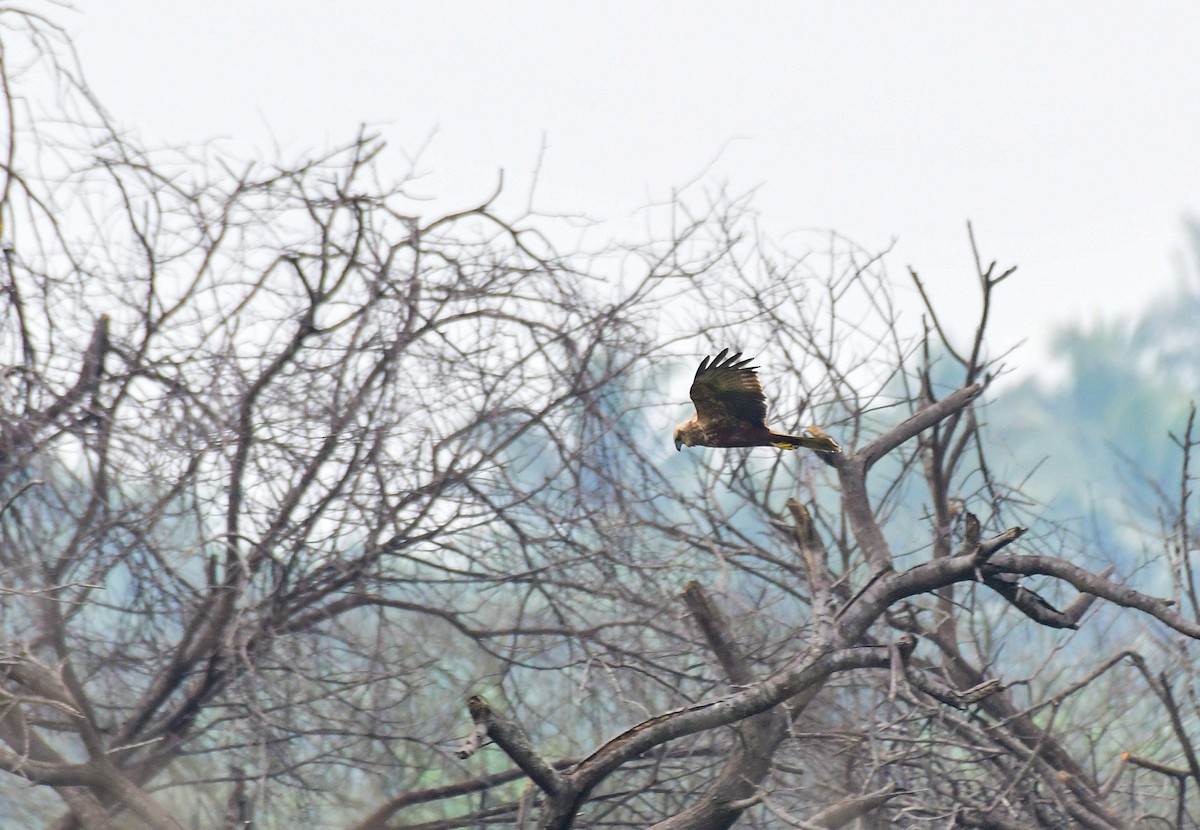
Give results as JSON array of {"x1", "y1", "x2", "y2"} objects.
[{"x1": 68, "y1": 2, "x2": 1200, "y2": 372}]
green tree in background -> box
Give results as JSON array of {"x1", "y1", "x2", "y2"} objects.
[{"x1": 989, "y1": 227, "x2": 1200, "y2": 566}]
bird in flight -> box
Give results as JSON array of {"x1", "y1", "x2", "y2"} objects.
[{"x1": 673, "y1": 348, "x2": 841, "y2": 453}]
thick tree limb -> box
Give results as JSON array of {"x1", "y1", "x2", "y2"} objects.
[
  {"x1": 39, "y1": 314, "x2": 109, "y2": 424},
  {"x1": 954, "y1": 807, "x2": 1036, "y2": 830},
  {"x1": 786, "y1": 499, "x2": 834, "y2": 617},
  {"x1": 837, "y1": 457, "x2": 894, "y2": 576},
  {"x1": 1124, "y1": 752, "x2": 1189, "y2": 779},
  {"x1": 0, "y1": 749, "x2": 103, "y2": 788},
  {"x1": 856, "y1": 383, "x2": 984, "y2": 471},
  {"x1": 528, "y1": 644, "x2": 900, "y2": 830},
  {"x1": 808, "y1": 783, "x2": 900, "y2": 828},
  {"x1": 981, "y1": 573, "x2": 1078, "y2": 629},
  {"x1": 571, "y1": 645, "x2": 894, "y2": 790},
  {"x1": 455, "y1": 697, "x2": 489, "y2": 760},
  {"x1": 1059, "y1": 565, "x2": 1114, "y2": 625},
  {"x1": 836, "y1": 527, "x2": 1026, "y2": 637},
  {"x1": 456, "y1": 696, "x2": 563, "y2": 799},
  {"x1": 682, "y1": 581, "x2": 755, "y2": 687},
  {"x1": 907, "y1": 670, "x2": 1002, "y2": 708},
  {"x1": 988, "y1": 554, "x2": 1200, "y2": 638},
  {"x1": 653, "y1": 582, "x2": 791, "y2": 830},
  {"x1": 349, "y1": 757, "x2": 581, "y2": 830},
  {"x1": 833, "y1": 385, "x2": 986, "y2": 577}
]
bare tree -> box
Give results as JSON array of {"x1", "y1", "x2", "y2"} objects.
[{"x1": 2, "y1": 9, "x2": 1200, "y2": 830}]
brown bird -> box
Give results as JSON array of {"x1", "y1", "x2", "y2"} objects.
[{"x1": 673, "y1": 349, "x2": 841, "y2": 453}]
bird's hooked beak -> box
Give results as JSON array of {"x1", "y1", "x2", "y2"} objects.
[{"x1": 675, "y1": 435, "x2": 683, "y2": 451}]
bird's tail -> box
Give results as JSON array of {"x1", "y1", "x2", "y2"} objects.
[{"x1": 769, "y1": 427, "x2": 841, "y2": 453}]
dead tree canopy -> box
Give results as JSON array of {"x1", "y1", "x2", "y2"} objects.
[{"x1": 0, "y1": 11, "x2": 1198, "y2": 830}]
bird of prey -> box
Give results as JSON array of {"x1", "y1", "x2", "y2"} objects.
[{"x1": 673, "y1": 349, "x2": 841, "y2": 453}]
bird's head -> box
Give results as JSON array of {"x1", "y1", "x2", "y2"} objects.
[{"x1": 673, "y1": 421, "x2": 694, "y2": 451}]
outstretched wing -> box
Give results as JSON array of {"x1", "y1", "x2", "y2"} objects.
[{"x1": 689, "y1": 349, "x2": 767, "y2": 429}]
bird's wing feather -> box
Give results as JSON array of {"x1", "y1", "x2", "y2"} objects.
[{"x1": 689, "y1": 349, "x2": 767, "y2": 428}]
